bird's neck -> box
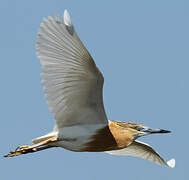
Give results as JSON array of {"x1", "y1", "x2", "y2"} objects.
[
  {"x1": 108, "y1": 121, "x2": 134, "y2": 148},
  {"x1": 81, "y1": 121, "x2": 134, "y2": 152}
]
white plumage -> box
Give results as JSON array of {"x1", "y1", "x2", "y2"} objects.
[
  {"x1": 106, "y1": 140, "x2": 175, "y2": 168},
  {"x1": 64, "y1": 10, "x2": 72, "y2": 26},
  {"x1": 5, "y1": 10, "x2": 175, "y2": 168},
  {"x1": 36, "y1": 10, "x2": 176, "y2": 167},
  {"x1": 36, "y1": 10, "x2": 107, "y2": 129}
]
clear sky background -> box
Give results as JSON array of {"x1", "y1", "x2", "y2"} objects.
[{"x1": 0, "y1": 0, "x2": 188, "y2": 179}]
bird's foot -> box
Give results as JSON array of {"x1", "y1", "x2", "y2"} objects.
[
  {"x1": 4, "y1": 136, "x2": 58, "y2": 158},
  {"x1": 4, "y1": 145, "x2": 37, "y2": 157}
]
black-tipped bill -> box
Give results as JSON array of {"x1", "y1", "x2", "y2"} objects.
[{"x1": 141, "y1": 128, "x2": 171, "y2": 134}]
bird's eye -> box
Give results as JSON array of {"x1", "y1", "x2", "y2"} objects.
[{"x1": 136, "y1": 126, "x2": 145, "y2": 131}]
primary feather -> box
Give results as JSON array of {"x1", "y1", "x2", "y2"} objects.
[
  {"x1": 106, "y1": 140, "x2": 175, "y2": 168},
  {"x1": 36, "y1": 10, "x2": 108, "y2": 128}
]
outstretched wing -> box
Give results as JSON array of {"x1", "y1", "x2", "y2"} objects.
[
  {"x1": 36, "y1": 10, "x2": 108, "y2": 128},
  {"x1": 106, "y1": 140, "x2": 175, "y2": 168}
]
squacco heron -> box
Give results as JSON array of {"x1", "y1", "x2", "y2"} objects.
[{"x1": 5, "y1": 10, "x2": 175, "y2": 168}]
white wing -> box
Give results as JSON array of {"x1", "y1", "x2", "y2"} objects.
[
  {"x1": 36, "y1": 10, "x2": 108, "y2": 128},
  {"x1": 106, "y1": 140, "x2": 175, "y2": 168}
]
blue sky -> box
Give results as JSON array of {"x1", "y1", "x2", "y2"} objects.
[{"x1": 0, "y1": 0, "x2": 188, "y2": 179}]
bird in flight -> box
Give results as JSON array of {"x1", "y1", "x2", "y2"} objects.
[{"x1": 5, "y1": 10, "x2": 175, "y2": 168}]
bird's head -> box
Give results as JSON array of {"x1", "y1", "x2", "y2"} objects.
[{"x1": 114, "y1": 121, "x2": 171, "y2": 139}]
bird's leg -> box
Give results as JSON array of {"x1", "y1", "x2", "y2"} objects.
[{"x1": 4, "y1": 136, "x2": 58, "y2": 157}]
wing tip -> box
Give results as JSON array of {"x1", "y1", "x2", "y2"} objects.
[
  {"x1": 167, "y1": 158, "x2": 176, "y2": 168},
  {"x1": 64, "y1": 9, "x2": 72, "y2": 26}
]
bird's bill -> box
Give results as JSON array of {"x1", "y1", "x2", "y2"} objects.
[{"x1": 141, "y1": 127, "x2": 171, "y2": 134}]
